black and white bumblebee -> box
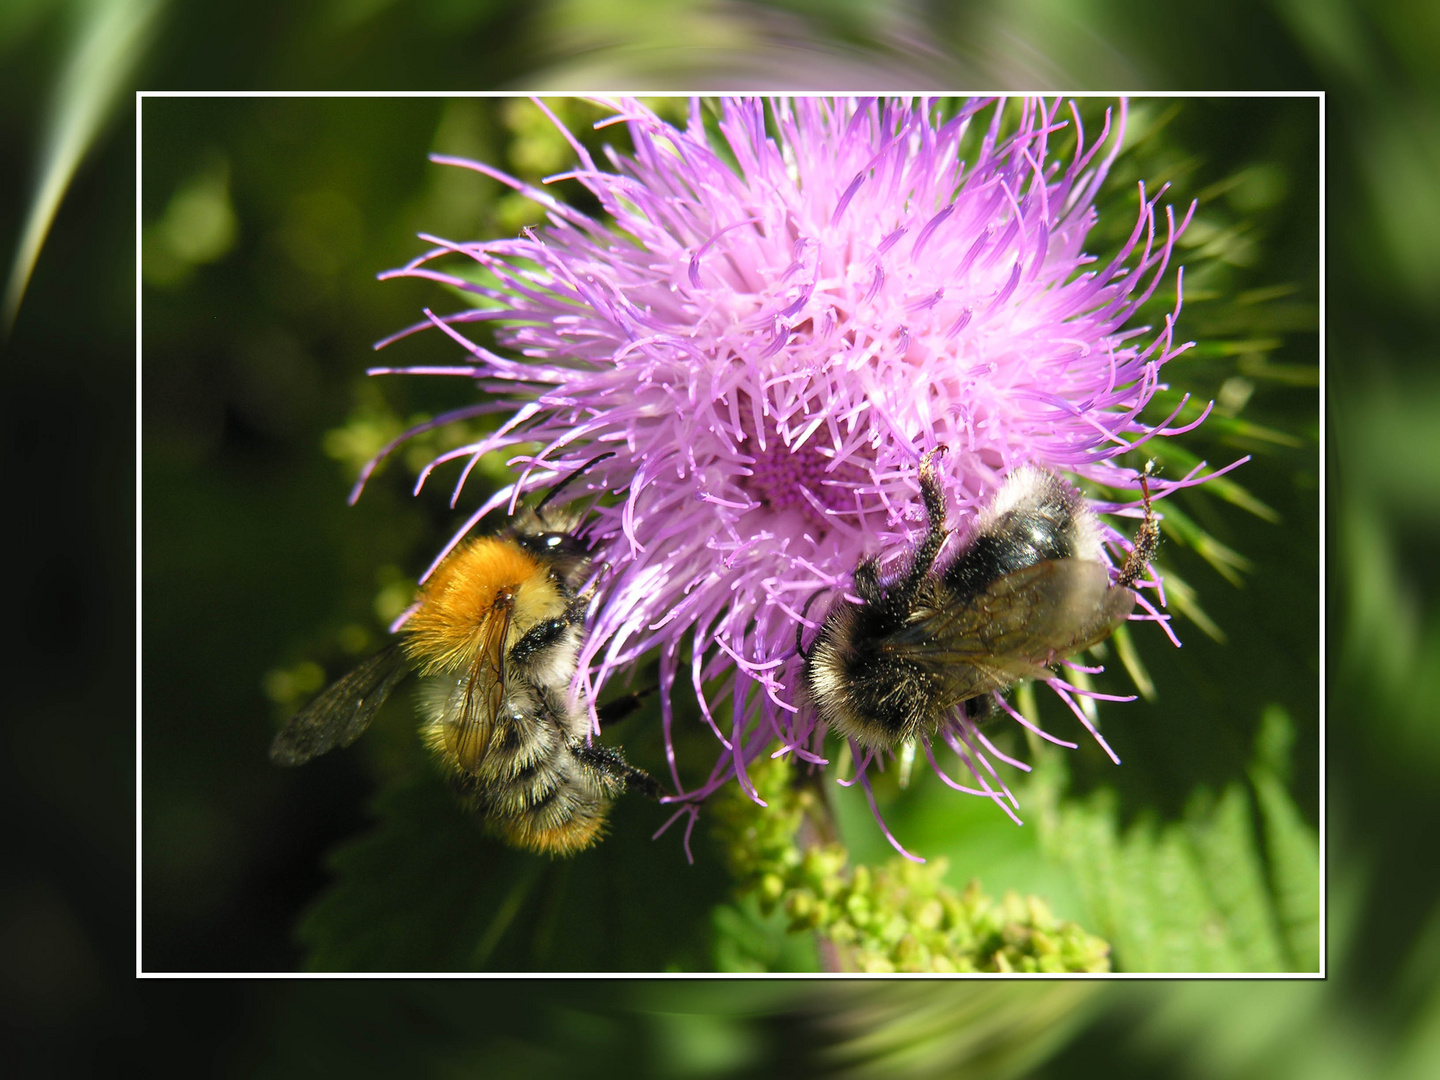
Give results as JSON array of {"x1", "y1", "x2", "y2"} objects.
[{"x1": 802, "y1": 452, "x2": 1159, "y2": 751}]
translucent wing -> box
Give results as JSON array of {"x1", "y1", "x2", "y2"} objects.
[
  {"x1": 889, "y1": 559, "x2": 1134, "y2": 692},
  {"x1": 442, "y1": 603, "x2": 513, "y2": 775},
  {"x1": 269, "y1": 644, "x2": 408, "y2": 766}
]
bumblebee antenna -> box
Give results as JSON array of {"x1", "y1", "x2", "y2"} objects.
[
  {"x1": 535, "y1": 451, "x2": 617, "y2": 520},
  {"x1": 795, "y1": 585, "x2": 832, "y2": 659}
]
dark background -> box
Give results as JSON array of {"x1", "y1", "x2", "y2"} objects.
[{"x1": 1, "y1": 0, "x2": 1431, "y2": 1077}]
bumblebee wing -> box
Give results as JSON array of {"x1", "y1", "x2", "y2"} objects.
[
  {"x1": 896, "y1": 560, "x2": 1130, "y2": 672},
  {"x1": 443, "y1": 605, "x2": 512, "y2": 774},
  {"x1": 269, "y1": 644, "x2": 408, "y2": 766}
]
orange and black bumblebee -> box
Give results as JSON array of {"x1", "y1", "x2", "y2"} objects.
[
  {"x1": 270, "y1": 455, "x2": 660, "y2": 855},
  {"x1": 803, "y1": 451, "x2": 1159, "y2": 750}
]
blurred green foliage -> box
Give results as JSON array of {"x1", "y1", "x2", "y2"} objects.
[
  {"x1": 1034, "y1": 706, "x2": 1318, "y2": 972},
  {"x1": 4, "y1": 0, "x2": 1434, "y2": 1075}
]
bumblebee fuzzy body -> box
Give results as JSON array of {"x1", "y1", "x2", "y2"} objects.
[
  {"x1": 271, "y1": 491, "x2": 658, "y2": 856},
  {"x1": 804, "y1": 456, "x2": 1158, "y2": 751}
]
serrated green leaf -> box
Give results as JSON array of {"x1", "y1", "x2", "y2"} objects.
[
  {"x1": 1249, "y1": 770, "x2": 1320, "y2": 972},
  {"x1": 1129, "y1": 812, "x2": 1244, "y2": 971},
  {"x1": 1038, "y1": 705, "x2": 1318, "y2": 973},
  {"x1": 298, "y1": 773, "x2": 521, "y2": 971},
  {"x1": 1045, "y1": 791, "x2": 1240, "y2": 971},
  {"x1": 1185, "y1": 785, "x2": 1287, "y2": 971},
  {"x1": 711, "y1": 894, "x2": 821, "y2": 973},
  {"x1": 296, "y1": 771, "x2": 729, "y2": 972}
]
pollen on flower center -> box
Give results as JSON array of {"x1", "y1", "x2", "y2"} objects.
[
  {"x1": 736, "y1": 404, "x2": 871, "y2": 525},
  {"x1": 745, "y1": 436, "x2": 841, "y2": 517}
]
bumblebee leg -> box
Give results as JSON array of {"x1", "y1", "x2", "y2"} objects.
[
  {"x1": 571, "y1": 739, "x2": 662, "y2": 799},
  {"x1": 596, "y1": 686, "x2": 657, "y2": 725},
  {"x1": 841, "y1": 451, "x2": 951, "y2": 613},
  {"x1": 852, "y1": 556, "x2": 885, "y2": 604},
  {"x1": 885, "y1": 447, "x2": 951, "y2": 601},
  {"x1": 562, "y1": 591, "x2": 593, "y2": 624},
  {"x1": 508, "y1": 617, "x2": 571, "y2": 666},
  {"x1": 1115, "y1": 464, "x2": 1160, "y2": 589},
  {"x1": 960, "y1": 692, "x2": 999, "y2": 728},
  {"x1": 918, "y1": 448, "x2": 949, "y2": 523}
]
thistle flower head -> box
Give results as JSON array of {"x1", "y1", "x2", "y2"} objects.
[{"x1": 372, "y1": 97, "x2": 1221, "y2": 857}]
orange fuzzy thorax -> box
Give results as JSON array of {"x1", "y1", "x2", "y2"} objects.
[{"x1": 402, "y1": 537, "x2": 563, "y2": 675}]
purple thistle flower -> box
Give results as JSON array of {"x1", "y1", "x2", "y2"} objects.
[{"x1": 367, "y1": 96, "x2": 1233, "y2": 860}]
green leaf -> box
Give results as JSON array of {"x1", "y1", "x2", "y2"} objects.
[
  {"x1": 711, "y1": 894, "x2": 821, "y2": 973},
  {"x1": 1042, "y1": 787, "x2": 1233, "y2": 971},
  {"x1": 1037, "y1": 705, "x2": 1318, "y2": 972},
  {"x1": 297, "y1": 770, "x2": 730, "y2": 971},
  {"x1": 1250, "y1": 708, "x2": 1321, "y2": 971},
  {"x1": 1183, "y1": 785, "x2": 1287, "y2": 971}
]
